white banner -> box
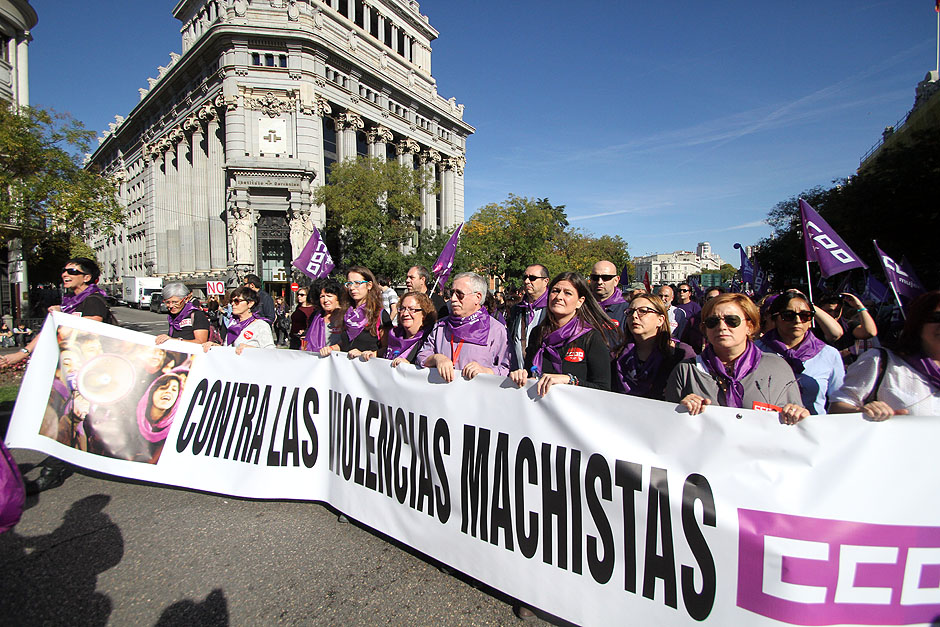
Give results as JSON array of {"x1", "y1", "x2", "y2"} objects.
[{"x1": 7, "y1": 313, "x2": 940, "y2": 626}]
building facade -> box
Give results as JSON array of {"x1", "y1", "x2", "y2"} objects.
[
  {"x1": 632, "y1": 242, "x2": 724, "y2": 286},
  {"x1": 859, "y1": 70, "x2": 939, "y2": 171},
  {"x1": 87, "y1": 0, "x2": 473, "y2": 296}
]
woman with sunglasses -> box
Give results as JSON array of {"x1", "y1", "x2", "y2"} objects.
[
  {"x1": 289, "y1": 286, "x2": 315, "y2": 350},
  {"x1": 611, "y1": 293, "x2": 695, "y2": 400},
  {"x1": 304, "y1": 278, "x2": 349, "y2": 354},
  {"x1": 510, "y1": 272, "x2": 614, "y2": 396},
  {"x1": 666, "y1": 293, "x2": 809, "y2": 424},
  {"x1": 757, "y1": 291, "x2": 844, "y2": 414},
  {"x1": 331, "y1": 266, "x2": 390, "y2": 356},
  {"x1": 351, "y1": 292, "x2": 437, "y2": 365},
  {"x1": 202, "y1": 287, "x2": 274, "y2": 354},
  {"x1": 154, "y1": 282, "x2": 211, "y2": 345},
  {"x1": 831, "y1": 291, "x2": 940, "y2": 419}
]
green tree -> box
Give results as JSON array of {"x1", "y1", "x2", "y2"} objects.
[
  {"x1": 314, "y1": 156, "x2": 432, "y2": 279},
  {"x1": 0, "y1": 105, "x2": 122, "y2": 242},
  {"x1": 719, "y1": 263, "x2": 737, "y2": 283},
  {"x1": 547, "y1": 230, "x2": 630, "y2": 278}
]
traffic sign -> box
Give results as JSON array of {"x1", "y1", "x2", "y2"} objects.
[{"x1": 290, "y1": 283, "x2": 299, "y2": 292}]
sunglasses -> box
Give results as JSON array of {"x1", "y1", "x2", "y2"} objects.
[
  {"x1": 523, "y1": 274, "x2": 548, "y2": 282},
  {"x1": 625, "y1": 306, "x2": 658, "y2": 318},
  {"x1": 231, "y1": 297, "x2": 251, "y2": 305},
  {"x1": 678, "y1": 288, "x2": 690, "y2": 293},
  {"x1": 589, "y1": 274, "x2": 616, "y2": 282},
  {"x1": 62, "y1": 267, "x2": 85, "y2": 275},
  {"x1": 452, "y1": 289, "x2": 474, "y2": 301},
  {"x1": 774, "y1": 310, "x2": 814, "y2": 323},
  {"x1": 703, "y1": 315, "x2": 743, "y2": 329}
]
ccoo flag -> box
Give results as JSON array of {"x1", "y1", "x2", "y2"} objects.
[
  {"x1": 798, "y1": 199, "x2": 867, "y2": 278},
  {"x1": 292, "y1": 225, "x2": 335, "y2": 280},
  {"x1": 873, "y1": 240, "x2": 925, "y2": 301},
  {"x1": 431, "y1": 223, "x2": 464, "y2": 287},
  {"x1": 734, "y1": 243, "x2": 755, "y2": 284}
]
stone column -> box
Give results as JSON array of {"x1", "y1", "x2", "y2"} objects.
[
  {"x1": 204, "y1": 104, "x2": 228, "y2": 271},
  {"x1": 363, "y1": 2, "x2": 372, "y2": 34},
  {"x1": 366, "y1": 125, "x2": 392, "y2": 159},
  {"x1": 176, "y1": 129, "x2": 195, "y2": 273},
  {"x1": 222, "y1": 80, "x2": 247, "y2": 158},
  {"x1": 164, "y1": 140, "x2": 180, "y2": 275},
  {"x1": 335, "y1": 111, "x2": 363, "y2": 161},
  {"x1": 441, "y1": 157, "x2": 458, "y2": 230},
  {"x1": 15, "y1": 31, "x2": 30, "y2": 106},
  {"x1": 189, "y1": 115, "x2": 211, "y2": 273},
  {"x1": 420, "y1": 149, "x2": 440, "y2": 231}
]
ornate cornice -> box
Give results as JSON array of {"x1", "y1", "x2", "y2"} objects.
[
  {"x1": 366, "y1": 125, "x2": 394, "y2": 144},
  {"x1": 396, "y1": 137, "x2": 420, "y2": 156},
  {"x1": 335, "y1": 111, "x2": 364, "y2": 131}
]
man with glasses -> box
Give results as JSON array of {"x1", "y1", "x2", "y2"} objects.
[
  {"x1": 589, "y1": 260, "x2": 630, "y2": 331},
  {"x1": 655, "y1": 284, "x2": 687, "y2": 341},
  {"x1": 505, "y1": 264, "x2": 550, "y2": 370},
  {"x1": 417, "y1": 272, "x2": 510, "y2": 382}
]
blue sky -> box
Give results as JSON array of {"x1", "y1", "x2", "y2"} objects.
[{"x1": 28, "y1": 1, "x2": 938, "y2": 265}]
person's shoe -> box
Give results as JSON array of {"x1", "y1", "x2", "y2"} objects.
[
  {"x1": 514, "y1": 605, "x2": 537, "y2": 621},
  {"x1": 25, "y1": 464, "x2": 72, "y2": 495}
]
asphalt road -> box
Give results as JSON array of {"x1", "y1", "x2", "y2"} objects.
[{"x1": 1, "y1": 307, "x2": 556, "y2": 626}]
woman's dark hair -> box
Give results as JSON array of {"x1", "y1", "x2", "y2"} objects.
[
  {"x1": 534, "y1": 272, "x2": 620, "y2": 349},
  {"x1": 312, "y1": 278, "x2": 349, "y2": 312},
  {"x1": 230, "y1": 286, "x2": 258, "y2": 305},
  {"x1": 346, "y1": 266, "x2": 385, "y2": 336},
  {"x1": 66, "y1": 257, "x2": 101, "y2": 284},
  {"x1": 895, "y1": 290, "x2": 940, "y2": 356},
  {"x1": 768, "y1": 291, "x2": 813, "y2": 317},
  {"x1": 615, "y1": 292, "x2": 671, "y2": 356}
]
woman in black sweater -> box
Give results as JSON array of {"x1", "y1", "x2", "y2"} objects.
[{"x1": 510, "y1": 272, "x2": 615, "y2": 395}]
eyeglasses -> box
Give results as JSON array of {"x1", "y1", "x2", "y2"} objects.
[
  {"x1": 344, "y1": 280, "x2": 369, "y2": 287},
  {"x1": 523, "y1": 275, "x2": 548, "y2": 282},
  {"x1": 678, "y1": 288, "x2": 690, "y2": 293},
  {"x1": 589, "y1": 274, "x2": 616, "y2": 282},
  {"x1": 703, "y1": 315, "x2": 743, "y2": 329},
  {"x1": 62, "y1": 268, "x2": 85, "y2": 276},
  {"x1": 626, "y1": 306, "x2": 658, "y2": 318},
  {"x1": 774, "y1": 310, "x2": 814, "y2": 323},
  {"x1": 164, "y1": 300, "x2": 184, "y2": 308},
  {"x1": 452, "y1": 289, "x2": 474, "y2": 300},
  {"x1": 399, "y1": 306, "x2": 423, "y2": 314}
]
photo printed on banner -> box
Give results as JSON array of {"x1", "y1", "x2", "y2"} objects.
[{"x1": 41, "y1": 327, "x2": 192, "y2": 464}]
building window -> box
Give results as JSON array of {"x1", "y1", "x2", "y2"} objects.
[
  {"x1": 385, "y1": 143, "x2": 396, "y2": 162},
  {"x1": 265, "y1": 54, "x2": 275, "y2": 67},
  {"x1": 384, "y1": 20, "x2": 392, "y2": 47},
  {"x1": 369, "y1": 12, "x2": 380, "y2": 38},
  {"x1": 323, "y1": 117, "x2": 337, "y2": 181},
  {"x1": 435, "y1": 164, "x2": 441, "y2": 228},
  {"x1": 278, "y1": 55, "x2": 287, "y2": 68},
  {"x1": 251, "y1": 53, "x2": 261, "y2": 66},
  {"x1": 356, "y1": 130, "x2": 368, "y2": 158},
  {"x1": 354, "y1": 0, "x2": 364, "y2": 27},
  {"x1": 339, "y1": 0, "x2": 348, "y2": 18}
]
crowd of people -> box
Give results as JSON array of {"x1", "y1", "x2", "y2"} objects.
[{"x1": 4, "y1": 256, "x2": 939, "y2": 494}]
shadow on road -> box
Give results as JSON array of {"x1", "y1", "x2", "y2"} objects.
[
  {"x1": 155, "y1": 588, "x2": 229, "y2": 626},
  {"x1": 0, "y1": 494, "x2": 123, "y2": 626}
]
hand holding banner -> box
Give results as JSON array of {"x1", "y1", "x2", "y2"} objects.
[{"x1": 292, "y1": 225, "x2": 335, "y2": 280}]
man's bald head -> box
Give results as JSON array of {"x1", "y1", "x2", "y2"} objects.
[{"x1": 589, "y1": 260, "x2": 620, "y2": 301}]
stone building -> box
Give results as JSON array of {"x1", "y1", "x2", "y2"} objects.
[
  {"x1": 632, "y1": 242, "x2": 724, "y2": 286},
  {"x1": 87, "y1": 0, "x2": 473, "y2": 296}
]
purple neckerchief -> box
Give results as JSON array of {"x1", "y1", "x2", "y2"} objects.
[
  {"x1": 613, "y1": 343, "x2": 665, "y2": 397},
  {"x1": 532, "y1": 317, "x2": 591, "y2": 375},
  {"x1": 515, "y1": 289, "x2": 548, "y2": 327},
  {"x1": 444, "y1": 308, "x2": 490, "y2": 346},
  {"x1": 137, "y1": 371, "x2": 185, "y2": 443},
  {"x1": 60, "y1": 284, "x2": 108, "y2": 314},
  {"x1": 598, "y1": 289, "x2": 626, "y2": 308},
  {"x1": 701, "y1": 341, "x2": 763, "y2": 408},
  {"x1": 225, "y1": 313, "x2": 262, "y2": 346},
  {"x1": 903, "y1": 353, "x2": 940, "y2": 389},
  {"x1": 384, "y1": 325, "x2": 428, "y2": 360},
  {"x1": 344, "y1": 303, "x2": 368, "y2": 343},
  {"x1": 304, "y1": 313, "x2": 327, "y2": 352},
  {"x1": 761, "y1": 329, "x2": 826, "y2": 375},
  {"x1": 167, "y1": 301, "x2": 199, "y2": 334}
]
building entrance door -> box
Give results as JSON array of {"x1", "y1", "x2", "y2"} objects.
[{"x1": 256, "y1": 211, "x2": 291, "y2": 299}]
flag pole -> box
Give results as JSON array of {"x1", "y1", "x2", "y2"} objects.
[
  {"x1": 935, "y1": 2, "x2": 939, "y2": 74},
  {"x1": 805, "y1": 261, "x2": 814, "y2": 305}
]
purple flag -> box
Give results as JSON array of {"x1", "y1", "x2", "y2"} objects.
[
  {"x1": 734, "y1": 243, "x2": 755, "y2": 284},
  {"x1": 689, "y1": 276, "x2": 704, "y2": 299},
  {"x1": 431, "y1": 223, "x2": 464, "y2": 287},
  {"x1": 862, "y1": 274, "x2": 889, "y2": 304},
  {"x1": 619, "y1": 262, "x2": 631, "y2": 287},
  {"x1": 873, "y1": 241, "x2": 925, "y2": 301},
  {"x1": 292, "y1": 225, "x2": 335, "y2": 280},
  {"x1": 752, "y1": 259, "x2": 768, "y2": 296},
  {"x1": 799, "y1": 199, "x2": 867, "y2": 278}
]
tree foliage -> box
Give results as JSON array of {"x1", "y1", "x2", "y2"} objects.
[
  {"x1": 754, "y1": 127, "x2": 939, "y2": 290},
  {"x1": 314, "y1": 156, "x2": 432, "y2": 279},
  {"x1": 0, "y1": 105, "x2": 122, "y2": 242}
]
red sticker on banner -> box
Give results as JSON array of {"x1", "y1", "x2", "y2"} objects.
[
  {"x1": 564, "y1": 348, "x2": 585, "y2": 362},
  {"x1": 243, "y1": 331, "x2": 254, "y2": 340},
  {"x1": 752, "y1": 401, "x2": 782, "y2": 412}
]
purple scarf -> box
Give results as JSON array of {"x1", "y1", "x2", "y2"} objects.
[
  {"x1": 903, "y1": 353, "x2": 940, "y2": 390},
  {"x1": 599, "y1": 289, "x2": 626, "y2": 308},
  {"x1": 60, "y1": 284, "x2": 108, "y2": 314},
  {"x1": 137, "y1": 371, "x2": 185, "y2": 443},
  {"x1": 344, "y1": 304, "x2": 369, "y2": 343},
  {"x1": 614, "y1": 343, "x2": 666, "y2": 397},
  {"x1": 532, "y1": 317, "x2": 591, "y2": 375},
  {"x1": 515, "y1": 290, "x2": 548, "y2": 327},
  {"x1": 167, "y1": 301, "x2": 199, "y2": 335},
  {"x1": 761, "y1": 329, "x2": 826, "y2": 375},
  {"x1": 701, "y1": 341, "x2": 763, "y2": 408},
  {"x1": 304, "y1": 313, "x2": 327, "y2": 352},
  {"x1": 384, "y1": 325, "x2": 428, "y2": 360},
  {"x1": 225, "y1": 313, "x2": 262, "y2": 346},
  {"x1": 444, "y1": 309, "x2": 490, "y2": 346}
]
